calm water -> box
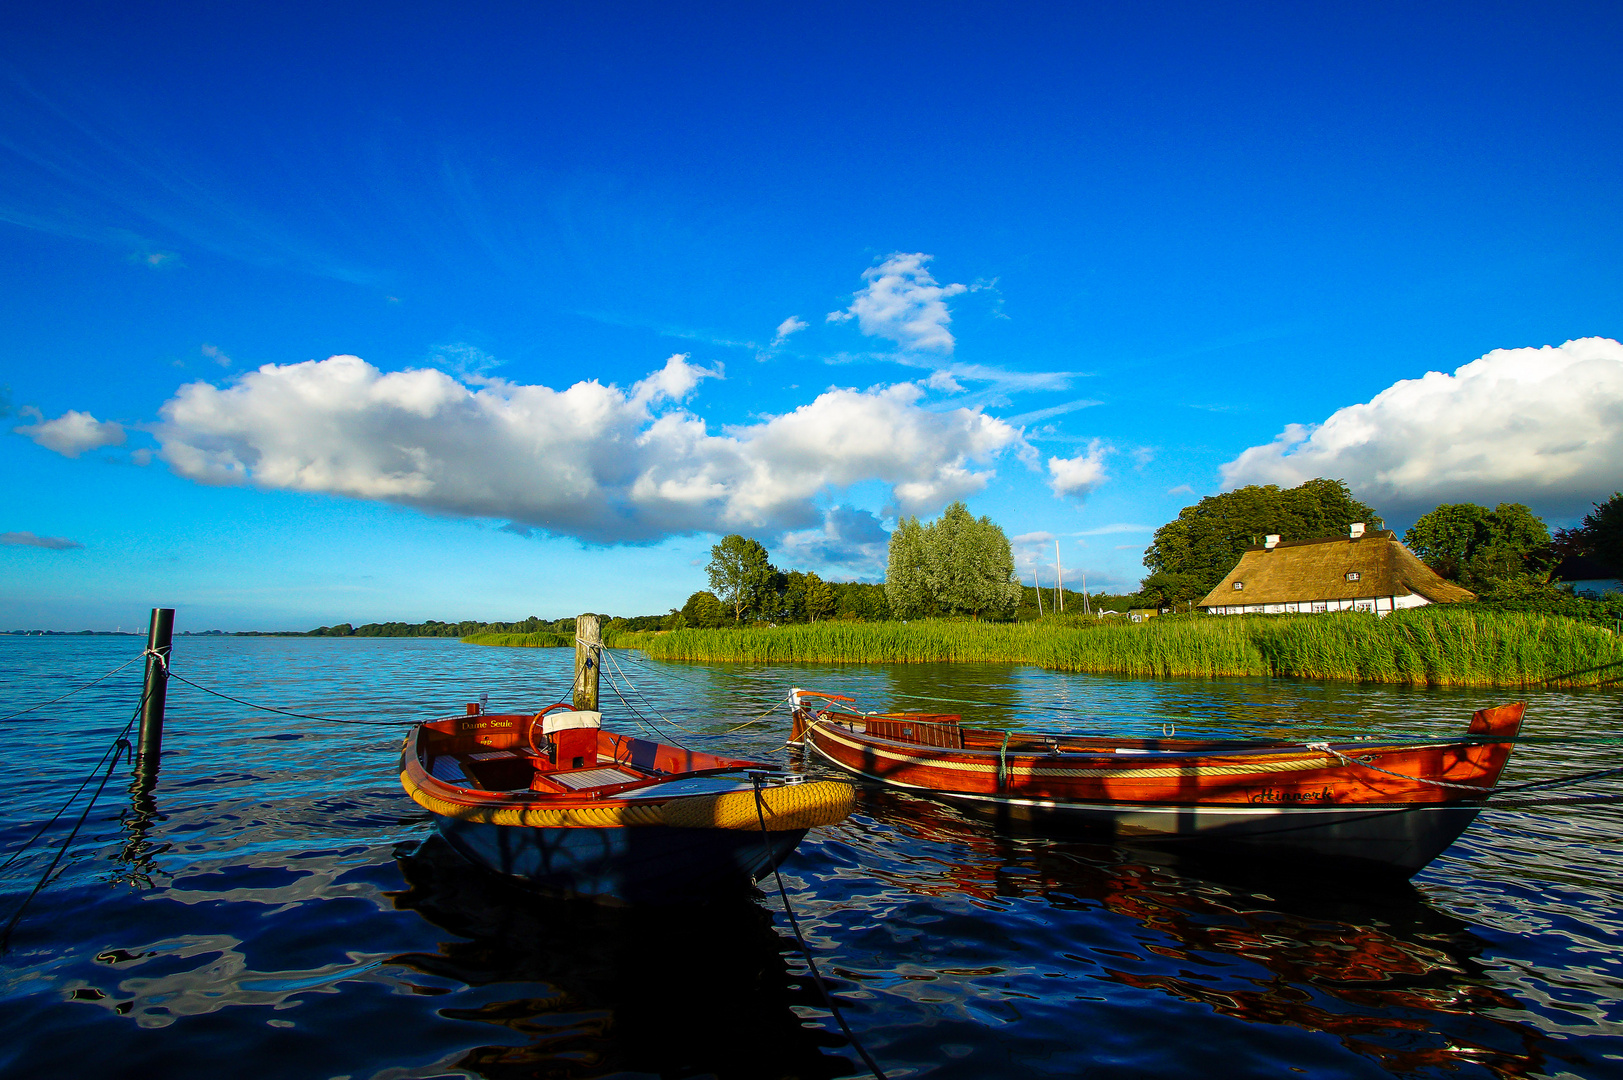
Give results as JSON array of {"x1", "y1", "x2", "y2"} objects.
[{"x1": 2, "y1": 636, "x2": 1622, "y2": 1079}]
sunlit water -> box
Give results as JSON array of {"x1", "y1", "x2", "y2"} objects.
[{"x1": 1, "y1": 636, "x2": 1621, "y2": 1079}]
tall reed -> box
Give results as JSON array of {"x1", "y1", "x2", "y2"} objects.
[{"x1": 586, "y1": 608, "x2": 1623, "y2": 687}]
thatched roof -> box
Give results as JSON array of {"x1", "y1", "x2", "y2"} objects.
[{"x1": 1197, "y1": 531, "x2": 1476, "y2": 609}]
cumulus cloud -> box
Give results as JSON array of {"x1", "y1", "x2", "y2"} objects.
[
  {"x1": 15, "y1": 409, "x2": 126, "y2": 457},
  {"x1": 772, "y1": 316, "x2": 808, "y2": 346},
  {"x1": 773, "y1": 505, "x2": 892, "y2": 577},
  {"x1": 153, "y1": 353, "x2": 1023, "y2": 544},
  {"x1": 1, "y1": 531, "x2": 83, "y2": 550},
  {"x1": 1047, "y1": 440, "x2": 1110, "y2": 501},
  {"x1": 827, "y1": 252, "x2": 968, "y2": 353},
  {"x1": 1221, "y1": 338, "x2": 1623, "y2": 518}
]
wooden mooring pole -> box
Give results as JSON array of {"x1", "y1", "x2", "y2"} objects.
[
  {"x1": 573, "y1": 613, "x2": 600, "y2": 712},
  {"x1": 135, "y1": 607, "x2": 173, "y2": 784}
]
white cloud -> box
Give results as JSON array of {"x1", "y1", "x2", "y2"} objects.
[
  {"x1": 773, "y1": 506, "x2": 891, "y2": 578},
  {"x1": 1047, "y1": 440, "x2": 1110, "y2": 501},
  {"x1": 1221, "y1": 338, "x2": 1623, "y2": 518},
  {"x1": 772, "y1": 316, "x2": 808, "y2": 346},
  {"x1": 201, "y1": 343, "x2": 232, "y2": 367},
  {"x1": 1167, "y1": 484, "x2": 1196, "y2": 497},
  {"x1": 16, "y1": 410, "x2": 126, "y2": 457},
  {"x1": 153, "y1": 354, "x2": 1024, "y2": 544},
  {"x1": 827, "y1": 252, "x2": 968, "y2": 353}
]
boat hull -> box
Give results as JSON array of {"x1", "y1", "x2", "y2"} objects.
[
  {"x1": 437, "y1": 815, "x2": 809, "y2": 903},
  {"x1": 793, "y1": 696, "x2": 1523, "y2": 878},
  {"x1": 940, "y1": 790, "x2": 1484, "y2": 877}
]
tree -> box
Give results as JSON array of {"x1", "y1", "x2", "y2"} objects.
[
  {"x1": 1553, "y1": 492, "x2": 1623, "y2": 571},
  {"x1": 885, "y1": 515, "x2": 933, "y2": 618},
  {"x1": 1143, "y1": 478, "x2": 1385, "y2": 596},
  {"x1": 886, "y1": 501, "x2": 1021, "y2": 620},
  {"x1": 806, "y1": 574, "x2": 837, "y2": 623},
  {"x1": 680, "y1": 590, "x2": 729, "y2": 629},
  {"x1": 1405, "y1": 502, "x2": 1550, "y2": 585},
  {"x1": 706, "y1": 535, "x2": 778, "y2": 622}
]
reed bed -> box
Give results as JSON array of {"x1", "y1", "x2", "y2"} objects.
[
  {"x1": 603, "y1": 608, "x2": 1623, "y2": 687},
  {"x1": 460, "y1": 631, "x2": 573, "y2": 648}
]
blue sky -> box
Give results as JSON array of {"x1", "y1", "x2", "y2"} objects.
[{"x1": 4, "y1": 1, "x2": 1621, "y2": 631}]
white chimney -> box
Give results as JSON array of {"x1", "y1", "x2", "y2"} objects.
[
  {"x1": 1264, "y1": 534, "x2": 1280, "y2": 549},
  {"x1": 1349, "y1": 522, "x2": 1365, "y2": 539}
]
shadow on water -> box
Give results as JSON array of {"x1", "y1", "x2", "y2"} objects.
[
  {"x1": 389, "y1": 835, "x2": 852, "y2": 1080},
  {"x1": 860, "y1": 786, "x2": 1563, "y2": 1078}
]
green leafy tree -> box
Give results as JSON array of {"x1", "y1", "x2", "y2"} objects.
[
  {"x1": 1553, "y1": 492, "x2": 1623, "y2": 571},
  {"x1": 885, "y1": 515, "x2": 933, "y2": 618},
  {"x1": 886, "y1": 501, "x2": 1021, "y2": 620},
  {"x1": 1144, "y1": 478, "x2": 1385, "y2": 596},
  {"x1": 1404, "y1": 502, "x2": 1550, "y2": 585},
  {"x1": 705, "y1": 535, "x2": 777, "y2": 623},
  {"x1": 806, "y1": 574, "x2": 837, "y2": 623},
  {"x1": 680, "y1": 590, "x2": 729, "y2": 629}
]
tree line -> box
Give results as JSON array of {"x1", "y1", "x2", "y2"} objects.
[
  {"x1": 1136, "y1": 479, "x2": 1623, "y2": 622},
  {"x1": 305, "y1": 484, "x2": 1623, "y2": 635}
]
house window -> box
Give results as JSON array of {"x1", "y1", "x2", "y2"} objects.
[
  {"x1": 1345, "y1": 571, "x2": 1361, "y2": 582},
  {"x1": 1233, "y1": 581, "x2": 1244, "y2": 590},
  {"x1": 1311, "y1": 601, "x2": 1327, "y2": 614}
]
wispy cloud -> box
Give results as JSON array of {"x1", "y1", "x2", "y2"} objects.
[
  {"x1": 1006, "y1": 398, "x2": 1104, "y2": 425},
  {"x1": 1167, "y1": 484, "x2": 1196, "y2": 497},
  {"x1": 772, "y1": 316, "x2": 808, "y2": 346},
  {"x1": 1, "y1": 531, "x2": 82, "y2": 550},
  {"x1": 1076, "y1": 523, "x2": 1154, "y2": 536},
  {"x1": 201, "y1": 343, "x2": 231, "y2": 367}
]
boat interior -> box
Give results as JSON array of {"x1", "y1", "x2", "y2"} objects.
[
  {"x1": 810, "y1": 708, "x2": 1404, "y2": 757},
  {"x1": 416, "y1": 706, "x2": 767, "y2": 797}
]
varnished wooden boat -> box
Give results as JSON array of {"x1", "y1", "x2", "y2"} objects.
[
  {"x1": 790, "y1": 689, "x2": 1525, "y2": 877},
  {"x1": 401, "y1": 701, "x2": 853, "y2": 902}
]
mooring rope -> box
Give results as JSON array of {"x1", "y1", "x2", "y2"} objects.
[
  {"x1": 0, "y1": 654, "x2": 146, "y2": 724},
  {"x1": 750, "y1": 774, "x2": 887, "y2": 1080},
  {"x1": 163, "y1": 670, "x2": 417, "y2": 728},
  {"x1": 598, "y1": 646, "x2": 791, "y2": 740}
]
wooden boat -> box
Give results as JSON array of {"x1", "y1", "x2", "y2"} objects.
[
  {"x1": 789, "y1": 689, "x2": 1525, "y2": 877},
  {"x1": 401, "y1": 701, "x2": 853, "y2": 902}
]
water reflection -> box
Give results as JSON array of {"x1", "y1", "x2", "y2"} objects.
[
  {"x1": 861, "y1": 787, "x2": 1558, "y2": 1078},
  {"x1": 390, "y1": 835, "x2": 851, "y2": 1080}
]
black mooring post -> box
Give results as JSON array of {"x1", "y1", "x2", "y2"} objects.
[{"x1": 136, "y1": 608, "x2": 174, "y2": 784}]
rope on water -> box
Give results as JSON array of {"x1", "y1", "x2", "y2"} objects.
[
  {"x1": 599, "y1": 647, "x2": 791, "y2": 741},
  {"x1": 0, "y1": 654, "x2": 146, "y2": 723},
  {"x1": 0, "y1": 674, "x2": 146, "y2": 952},
  {"x1": 1538, "y1": 658, "x2": 1623, "y2": 686},
  {"x1": 751, "y1": 774, "x2": 887, "y2": 1080},
  {"x1": 163, "y1": 670, "x2": 417, "y2": 728}
]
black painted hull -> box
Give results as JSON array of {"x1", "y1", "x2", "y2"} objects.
[{"x1": 437, "y1": 816, "x2": 808, "y2": 903}]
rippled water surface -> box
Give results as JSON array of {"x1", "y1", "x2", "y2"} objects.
[{"x1": 3, "y1": 636, "x2": 1622, "y2": 1079}]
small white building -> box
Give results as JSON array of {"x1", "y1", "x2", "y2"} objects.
[{"x1": 1198, "y1": 525, "x2": 1475, "y2": 616}]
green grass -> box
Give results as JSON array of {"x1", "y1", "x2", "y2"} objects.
[{"x1": 583, "y1": 608, "x2": 1623, "y2": 687}]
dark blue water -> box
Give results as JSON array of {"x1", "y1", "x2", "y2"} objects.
[{"x1": 2, "y1": 636, "x2": 1621, "y2": 1079}]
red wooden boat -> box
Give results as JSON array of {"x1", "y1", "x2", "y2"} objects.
[
  {"x1": 789, "y1": 689, "x2": 1525, "y2": 877},
  {"x1": 401, "y1": 701, "x2": 853, "y2": 902}
]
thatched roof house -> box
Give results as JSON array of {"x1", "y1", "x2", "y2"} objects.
[{"x1": 1198, "y1": 524, "x2": 1475, "y2": 616}]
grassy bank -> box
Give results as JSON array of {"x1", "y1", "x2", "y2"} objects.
[{"x1": 587, "y1": 608, "x2": 1622, "y2": 687}]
